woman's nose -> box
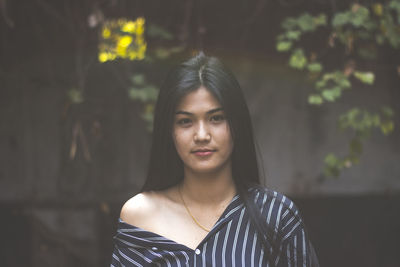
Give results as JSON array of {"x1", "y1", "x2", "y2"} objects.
[{"x1": 194, "y1": 122, "x2": 211, "y2": 142}]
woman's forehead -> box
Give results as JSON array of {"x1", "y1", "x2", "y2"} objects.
[{"x1": 175, "y1": 86, "x2": 222, "y2": 112}]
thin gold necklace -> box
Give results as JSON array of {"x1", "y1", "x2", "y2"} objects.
[{"x1": 178, "y1": 185, "x2": 211, "y2": 232}]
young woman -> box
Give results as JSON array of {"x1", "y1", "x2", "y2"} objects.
[{"x1": 111, "y1": 53, "x2": 319, "y2": 266}]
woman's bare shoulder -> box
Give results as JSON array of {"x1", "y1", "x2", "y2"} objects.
[
  {"x1": 120, "y1": 191, "x2": 159, "y2": 227},
  {"x1": 120, "y1": 186, "x2": 180, "y2": 228}
]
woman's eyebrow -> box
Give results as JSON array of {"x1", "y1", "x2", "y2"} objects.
[
  {"x1": 175, "y1": 110, "x2": 192, "y2": 115},
  {"x1": 175, "y1": 107, "x2": 223, "y2": 115},
  {"x1": 206, "y1": 107, "x2": 223, "y2": 114}
]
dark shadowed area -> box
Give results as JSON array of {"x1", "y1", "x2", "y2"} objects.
[{"x1": 1, "y1": 0, "x2": 399, "y2": 266}]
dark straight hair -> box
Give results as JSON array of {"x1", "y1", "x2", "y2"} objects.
[{"x1": 141, "y1": 52, "x2": 279, "y2": 262}]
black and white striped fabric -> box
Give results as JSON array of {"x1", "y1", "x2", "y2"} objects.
[{"x1": 111, "y1": 187, "x2": 316, "y2": 267}]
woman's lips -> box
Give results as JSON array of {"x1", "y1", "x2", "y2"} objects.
[{"x1": 192, "y1": 149, "x2": 215, "y2": 156}]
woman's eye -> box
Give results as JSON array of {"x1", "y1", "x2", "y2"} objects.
[
  {"x1": 177, "y1": 118, "x2": 191, "y2": 125},
  {"x1": 210, "y1": 114, "x2": 225, "y2": 123}
]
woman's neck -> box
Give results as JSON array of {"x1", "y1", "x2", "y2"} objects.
[{"x1": 180, "y1": 166, "x2": 237, "y2": 206}]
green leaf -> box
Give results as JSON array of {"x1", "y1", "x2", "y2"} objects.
[
  {"x1": 380, "y1": 121, "x2": 394, "y2": 135},
  {"x1": 332, "y1": 12, "x2": 350, "y2": 27},
  {"x1": 387, "y1": 23, "x2": 400, "y2": 48},
  {"x1": 351, "y1": 6, "x2": 370, "y2": 27},
  {"x1": 131, "y1": 74, "x2": 145, "y2": 86},
  {"x1": 389, "y1": 0, "x2": 400, "y2": 13},
  {"x1": 286, "y1": 30, "x2": 301, "y2": 40},
  {"x1": 314, "y1": 14, "x2": 327, "y2": 26},
  {"x1": 298, "y1": 14, "x2": 316, "y2": 31},
  {"x1": 338, "y1": 108, "x2": 361, "y2": 130},
  {"x1": 322, "y1": 87, "x2": 341, "y2": 102},
  {"x1": 315, "y1": 79, "x2": 326, "y2": 89},
  {"x1": 308, "y1": 94, "x2": 323, "y2": 105},
  {"x1": 307, "y1": 62, "x2": 323, "y2": 72},
  {"x1": 289, "y1": 49, "x2": 307, "y2": 69},
  {"x1": 67, "y1": 88, "x2": 84, "y2": 104},
  {"x1": 323, "y1": 153, "x2": 343, "y2": 177},
  {"x1": 128, "y1": 86, "x2": 158, "y2": 102},
  {"x1": 354, "y1": 71, "x2": 375, "y2": 84},
  {"x1": 141, "y1": 86, "x2": 159, "y2": 101},
  {"x1": 337, "y1": 76, "x2": 351, "y2": 88},
  {"x1": 315, "y1": 71, "x2": 350, "y2": 90},
  {"x1": 324, "y1": 153, "x2": 339, "y2": 166},
  {"x1": 276, "y1": 41, "x2": 292, "y2": 51},
  {"x1": 128, "y1": 87, "x2": 144, "y2": 100}
]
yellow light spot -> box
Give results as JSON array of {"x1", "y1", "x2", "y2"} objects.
[
  {"x1": 102, "y1": 27, "x2": 111, "y2": 39},
  {"x1": 128, "y1": 51, "x2": 137, "y2": 60},
  {"x1": 136, "y1": 17, "x2": 144, "y2": 26},
  {"x1": 122, "y1": 21, "x2": 136, "y2": 33},
  {"x1": 116, "y1": 44, "x2": 127, "y2": 57},
  {"x1": 99, "y1": 52, "x2": 109, "y2": 62},
  {"x1": 109, "y1": 53, "x2": 117, "y2": 60},
  {"x1": 98, "y1": 17, "x2": 146, "y2": 63},
  {"x1": 119, "y1": 35, "x2": 132, "y2": 47},
  {"x1": 136, "y1": 25, "x2": 144, "y2": 35}
]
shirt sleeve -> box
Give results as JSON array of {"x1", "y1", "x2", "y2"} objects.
[
  {"x1": 110, "y1": 244, "x2": 122, "y2": 267},
  {"x1": 276, "y1": 198, "x2": 319, "y2": 267}
]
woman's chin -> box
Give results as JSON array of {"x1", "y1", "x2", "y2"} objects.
[{"x1": 185, "y1": 162, "x2": 231, "y2": 176}]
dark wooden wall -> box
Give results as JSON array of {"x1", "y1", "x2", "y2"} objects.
[{"x1": 1, "y1": 0, "x2": 399, "y2": 266}]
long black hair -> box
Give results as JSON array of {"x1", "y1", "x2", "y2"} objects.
[{"x1": 141, "y1": 52, "x2": 279, "y2": 262}]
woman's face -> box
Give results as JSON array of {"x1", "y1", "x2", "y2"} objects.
[{"x1": 173, "y1": 86, "x2": 234, "y2": 175}]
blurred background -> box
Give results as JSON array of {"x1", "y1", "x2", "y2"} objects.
[{"x1": 1, "y1": 0, "x2": 399, "y2": 266}]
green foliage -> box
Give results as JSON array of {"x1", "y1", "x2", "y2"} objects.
[
  {"x1": 332, "y1": 5, "x2": 370, "y2": 28},
  {"x1": 128, "y1": 74, "x2": 159, "y2": 130},
  {"x1": 389, "y1": 0, "x2": 400, "y2": 23},
  {"x1": 308, "y1": 94, "x2": 323, "y2": 105},
  {"x1": 353, "y1": 71, "x2": 375, "y2": 84},
  {"x1": 128, "y1": 86, "x2": 158, "y2": 102},
  {"x1": 276, "y1": 1, "x2": 398, "y2": 177},
  {"x1": 276, "y1": 41, "x2": 292, "y2": 51},
  {"x1": 67, "y1": 88, "x2": 84, "y2": 104},
  {"x1": 307, "y1": 62, "x2": 323, "y2": 72},
  {"x1": 282, "y1": 13, "x2": 327, "y2": 31},
  {"x1": 289, "y1": 49, "x2": 307, "y2": 69},
  {"x1": 309, "y1": 71, "x2": 350, "y2": 104},
  {"x1": 321, "y1": 87, "x2": 342, "y2": 102},
  {"x1": 97, "y1": 18, "x2": 184, "y2": 131},
  {"x1": 122, "y1": 24, "x2": 183, "y2": 131},
  {"x1": 324, "y1": 107, "x2": 394, "y2": 177}
]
